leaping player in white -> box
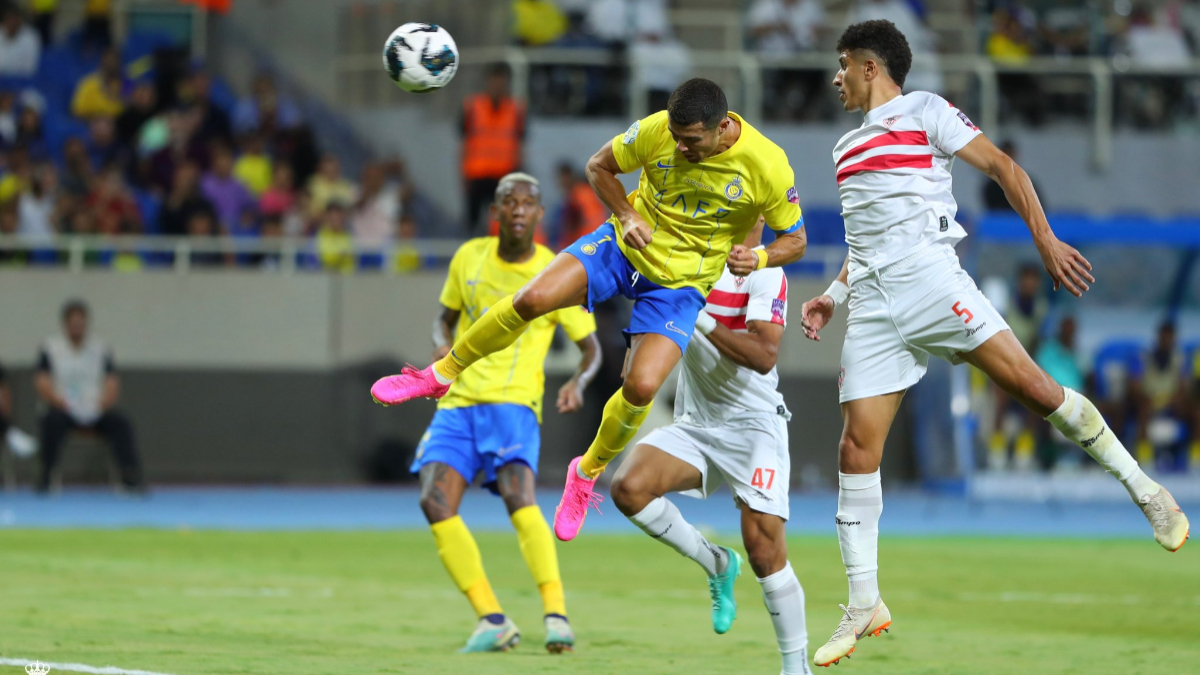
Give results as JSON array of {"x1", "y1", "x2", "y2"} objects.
[
  {"x1": 610, "y1": 218, "x2": 813, "y2": 675},
  {"x1": 801, "y1": 19, "x2": 1190, "y2": 668}
]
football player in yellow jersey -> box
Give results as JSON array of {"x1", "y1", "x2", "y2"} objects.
[
  {"x1": 372, "y1": 78, "x2": 807, "y2": 542},
  {"x1": 410, "y1": 173, "x2": 602, "y2": 654}
]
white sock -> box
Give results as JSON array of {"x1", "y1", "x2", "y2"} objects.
[
  {"x1": 629, "y1": 497, "x2": 725, "y2": 577},
  {"x1": 432, "y1": 368, "x2": 454, "y2": 386},
  {"x1": 759, "y1": 562, "x2": 811, "y2": 675},
  {"x1": 1046, "y1": 388, "x2": 1157, "y2": 499},
  {"x1": 837, "y1": 471, "x2": 882, "y2": 608}
]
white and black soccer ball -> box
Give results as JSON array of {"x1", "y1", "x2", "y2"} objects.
[{"x1": 382, "y1": 23, "x2": 459, "y2": 93}]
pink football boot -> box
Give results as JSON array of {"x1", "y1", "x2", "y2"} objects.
[
  {"x1": 553, "y1": 456, "x2": 604, "y2": 541},
  {"x1": 370, "y1": 365, "x2": 451, "y2": 406}
]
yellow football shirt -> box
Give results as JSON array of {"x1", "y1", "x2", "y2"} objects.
[
  {"x1": 609, "y1": 110, "x2": 803, "y2": 295},
  {"x1": 438, "y1": 237, "x2": 597, "y2": 421}
]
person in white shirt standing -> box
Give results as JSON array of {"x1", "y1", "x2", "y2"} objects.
[
  {"x1": 0, "y1": 5, "x2": 42, "y2": 77},
  {"x1": 801, "y1": 20, "x2": 1190, "y2": 668},
  {"x1": 35, "y1": 299, "x2": 144, "y2": 494},
  {"x1": 610, "y1": 219, "x2": 812, "y2": 675}
]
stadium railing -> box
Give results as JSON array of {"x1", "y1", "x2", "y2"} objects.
[{"x1": 0, "y1": 235, "x2": 850, "y2": 277}]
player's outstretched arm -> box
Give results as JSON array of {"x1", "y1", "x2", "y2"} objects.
[
  {"x1": 585, "y1": 141, "x2": 653, "y2": 250},
  {"x1": 557, "y1": 333, "x2": 602, "y2": 414},
  {"x1": 955, "y1": 135, "x2": 1094, "y2": 297},
  {"x1": 431, "y1": 306, "x2": 460, "y2": 361},
  {"x1": 800, "y1": 256, "x2": 849, "y2": 342}
]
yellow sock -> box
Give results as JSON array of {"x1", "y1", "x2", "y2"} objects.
[
  {"x1": 511, "y1": 505, "x2": 566, "y2": 617},
  {"x1": 579, "y1": 389, "x2": 652, "y2": 478},
  {"x1": 434, "y1": 295, "x2": 529, "y2": 380},
  {"x1": 430, "y1": 516, "x2": 503, "y2": 617},
  {"x1": 1190, "y1": 441, "x2": 1200, "y2": 469}
]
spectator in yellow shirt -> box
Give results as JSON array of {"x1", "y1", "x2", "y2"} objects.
[
  {"x1": 307, "y1": 154, "x2": 357, "y2": 217},
  {"x1": 71, "y1": 47, "x2": 124, "y2": 120},
  {"x1": 233, "y1": 133, "x2": 272, "y2": 196},
  {"x1": 512, "y1": 0, "x2": 567, "y2": 46},
  {"x1": 316, "y1": 201, "x2": 355, "y2": 273}
]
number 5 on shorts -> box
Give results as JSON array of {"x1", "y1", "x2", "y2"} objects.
[
  {"x1": 952, "y1": 301, "x2": 974, "y2": 324},
  {"x1": 751, "y1": 468, "x2": 775, "y2": 489}
]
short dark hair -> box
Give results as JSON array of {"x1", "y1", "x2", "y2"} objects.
[
  {"x1": 667, "y1": 78, "x2": 728, "y2": 129},
  {"x1": 61, "y1": 298, "x2": 89, "y2": 321},
  {"x1": 837, "y1": 20, "x2": 913, "y2": 89}
]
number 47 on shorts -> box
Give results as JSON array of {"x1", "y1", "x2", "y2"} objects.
[{"x1": 751, "y1": 468, "x2": 776, "y2": 489}]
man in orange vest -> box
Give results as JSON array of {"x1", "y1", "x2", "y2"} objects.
[
  {"x1": 554, "y1": 161, "x2": 608, "y2": 251},
  {"x1": 462, "y1": 64, "x2": 526, "y2": 235}
]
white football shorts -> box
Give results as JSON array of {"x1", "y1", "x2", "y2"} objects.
[
  {"x1": 839, "y1": 244, "x2": 1008, "y2": 403},
  {"x1": 639, "y1": 414, "x2": 790, "y2": 520}
]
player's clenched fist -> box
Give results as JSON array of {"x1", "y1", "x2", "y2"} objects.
[
  {"x1": 726, "y1": 245, "x2": 760, "y2": 277},
  {"x1": 800, "y1": 295, "x2": 835, "y2": 341},
  {"x1": 619, "y1": 213, "x2": 653, "y2": 250}
]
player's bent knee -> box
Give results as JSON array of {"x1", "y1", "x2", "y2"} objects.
[
  {"x1": 512, "y1": 285, "x2": 554, "y2": 320},
  {"x1": 838, "y1": 434, "x2": 880, "y2": 473},
  {"x1": 621, "y1": 375, "x2": 659, "y2": 407},
  {"x1": 418, "y1": 493, "x2": 457, "y2": 524},
  {"x1": 610, "y1": 471, "x2": 653, "y2": 516}
]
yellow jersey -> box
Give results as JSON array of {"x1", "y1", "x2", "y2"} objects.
[
  {"x1": 610, "y1": 110, "x2": 803, "y2": 295},
  {"x1": 438, "y1": 237, "x2": 597, "y2": 421}
]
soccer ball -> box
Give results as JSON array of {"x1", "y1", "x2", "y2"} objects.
[{"x1": 382, "y1": 23, "x2": 459, "y2": 93}]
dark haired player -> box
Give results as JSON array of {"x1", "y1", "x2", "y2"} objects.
[
  {"x1": 801, "y1": 20, "x2": 1189, "y2": 667},
  {"x1": 373, "y1": 78, "x2": 809, "y2": 545}
]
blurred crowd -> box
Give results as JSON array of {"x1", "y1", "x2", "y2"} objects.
[
  {"x1": 504, "y1": 0, "x2": 1200, "y2": 126},
  {"x1": 0, "y1": 1, "x2": 432, "y2": 272},
  {"x1": 984, "y1": 264, "x2": 1200, "y2": 475}
]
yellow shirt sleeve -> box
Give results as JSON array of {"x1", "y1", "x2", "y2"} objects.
[
  {"x1": 759, "y1": 157, "x2": 803, "y2": 233},
  {"x1": 610, "y1": 110, "x2": 670, "y2": 175},
  {"x1": 554, "y1": 305, "x2": 598, "y2": 343},
  {"x1": 438, "y1": 244, "x2": 467, "y2": 310}
]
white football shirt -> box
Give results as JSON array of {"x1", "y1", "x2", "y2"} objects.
[
  {"x1": 833, "y1": 91, "x2": 982, "y2": 284},
  {"x1": 675, "y1": 262, "x2": 790, "y2": 427}
]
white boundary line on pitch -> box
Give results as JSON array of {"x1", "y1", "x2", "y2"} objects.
[{"x1": 0, "y1": 658, "x2": 184, "y2": 675}]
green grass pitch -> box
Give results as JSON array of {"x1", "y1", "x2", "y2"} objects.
[{"x1": 1, "y1": 530, "x2": 1197, "y2": 675}]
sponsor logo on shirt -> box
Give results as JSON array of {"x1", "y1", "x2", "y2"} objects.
[
  {"x1": 623, "y1": 120, "x2": 639, "y2": 144},
  {"x1": 724, "y1": 175, "x2": 744, "y2": 200},
  {"x1": 956, "y1": 110, "x2": 978, "y2": 130},
  {"x1": 786, "y1": 186, "x2": 799, "y2": 204},
  {"x1": 965, "y1": 321, "x2": 988, "y2": 338},
  {"x1": 683, "y1": 177, "x2": 714, "y2": 192},
  {"x1": 771, "y1": 298, "x2": 785, "y2": 323}
]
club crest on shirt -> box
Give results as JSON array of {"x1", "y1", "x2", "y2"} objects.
[
  {"x1": 883, "y1": 115, "x2": 901, "y2": 128},
  {"x1": 786, "y1": 186, "x2": 799, "y2": 205},
  {"x1": 734, "y1": 275, "x2": 746, "y2": 289},
  {"x1": 623, "y1": 120, "x2": 640, "y2": 144},
  {"x1": 724, "y1": 175, "x2": 744, "y2": 200}
]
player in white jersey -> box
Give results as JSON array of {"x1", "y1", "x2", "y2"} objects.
[
  {"x1": 800, "y1": 20, "x2": 1190, "y2": 668},
  {"x1": 609, "y1": 220, "x2": 813, "y2": 675}
]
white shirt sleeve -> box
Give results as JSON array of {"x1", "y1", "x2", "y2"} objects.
[
  {"x1": 922, "y1": 93, "x2": 982, "y2": 156},
  {"x1": 745, "y1": 266, "x2": 788, "y2": 327}
]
